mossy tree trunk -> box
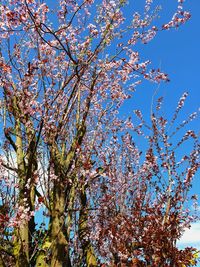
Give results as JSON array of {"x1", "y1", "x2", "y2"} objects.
[
  {"x1": 13, "y1": 117, "x2": 29, "y2": 267},
  {"x1": 50, "y1": 182, "x2": 71, "y2": 267},
  {"x1": 79, "y1": 183, "x2": 97, "y2": 267},
  {"x1": 11, "y1": 95, "x2": 37, "y2": 267}
]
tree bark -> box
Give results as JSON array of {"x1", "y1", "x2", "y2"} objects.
[
  {"x1": 50, "y1": 185, "x2": 71, "y2": 267},
  {"x1": 13, "y1": 226, "x2": 29, "y2": 267},
  {"x1": 13, "y1": 117, "x2": 30, "y2": 267},
  {"x1": 79, "y1": 184, "x2": 97, "y2": 267}
]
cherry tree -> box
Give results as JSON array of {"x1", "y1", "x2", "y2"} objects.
[{"x1": 0, "y1": 0, "x2": 199, "y2": 266}]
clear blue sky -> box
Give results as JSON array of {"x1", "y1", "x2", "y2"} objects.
[
  {"x1": 120, "y1": 0, "x2": 200, "y2": 196},
  {"x1": 132, "y1": 0, "x2": 200, "y2": 116}
]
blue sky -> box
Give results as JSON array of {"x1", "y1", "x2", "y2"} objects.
[
  {"x1": 134, "y1": 0, "x2": 200, "y2": 185},
  {"x1": 132, "y1": 0, "x2": 200, "y2": 114},
  {"x1": 121, "y1": 0, "x2": 200, "y2": 121},
  {"x1": 119, "y1": 1, "x2": 200, "y2": 192}
]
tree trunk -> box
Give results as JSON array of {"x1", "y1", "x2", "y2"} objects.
[
  {"x1": 13, "y1": 117, "x2": 30, "y2": 267},
  {"x1": 35, "y1": 249, "x2": 49, "y2": 267},
  {"x1": 0, "y1": 254, "x2": 6, "y2": 267},
  {"x1": 79, "y1": 184, "x2": 97, "y2": 267},
  {"x1": 50, "y1": 184, "x2": 71, "y2": 267},
  {"x1": 13, "y1": 225, "x2": 29, "y2": 267}
]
